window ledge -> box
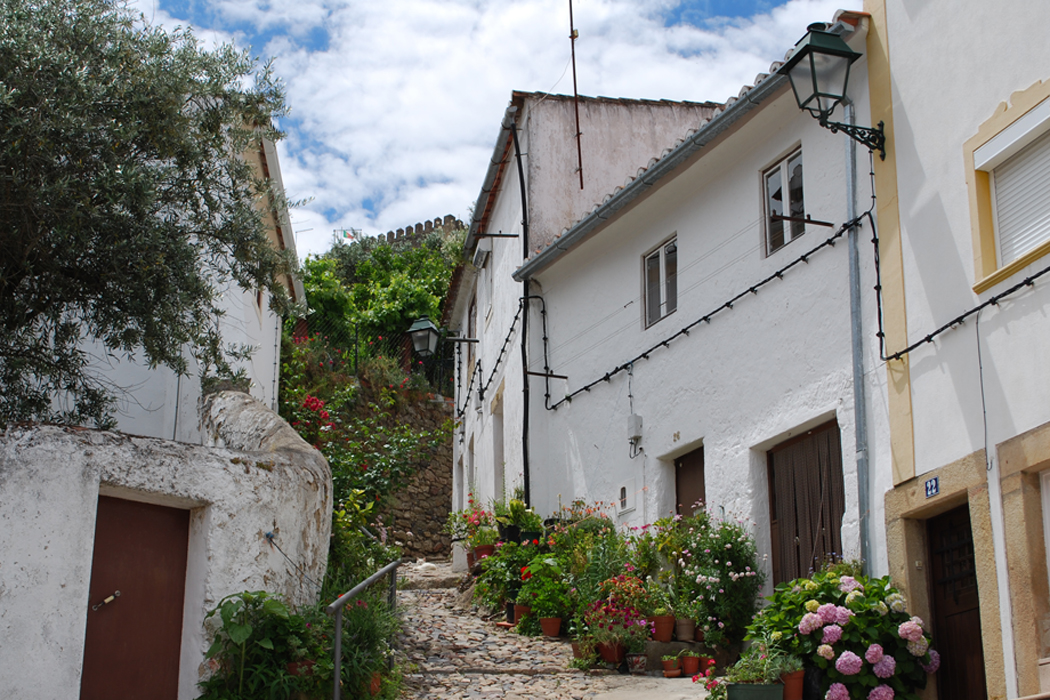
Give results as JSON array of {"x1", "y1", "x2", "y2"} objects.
[{"x1": 973, "y1": 238, "x2": 1050, "y2": 294}]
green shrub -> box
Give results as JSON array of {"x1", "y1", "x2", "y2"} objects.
[{"x1": 746, "y1": 571, "x2": 939, "y2": 700}]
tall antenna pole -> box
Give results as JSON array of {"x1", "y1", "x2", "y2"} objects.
[{"x1": 569, "y1": 0, "x2": 584, "y2": 189}]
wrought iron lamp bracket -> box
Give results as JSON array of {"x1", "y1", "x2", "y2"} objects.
[{"x1": 820, "y1": 118, "x2": 886, "y2": 160}]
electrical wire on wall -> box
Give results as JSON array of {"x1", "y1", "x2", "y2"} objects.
[
  {"x1": 546, "y1": 214, "x2": 858, "y2": 411},
  {"x1": 628, "y1": 363, "x2": 642, "y2": 459},
  {"x1": 861, "y1": 137, "x2": 1050, "y2": 364},
  {"x1": 455, "y1": 298, "x2": 525, "y2": 418},
  {"x1": 872, "y1": 232, "x2": 1050, "y2": 362},
  {"x1": 976, "y1": 311, "x2": 993, "y2": 472}
]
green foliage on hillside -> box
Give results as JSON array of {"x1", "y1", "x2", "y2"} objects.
[{"x1": 301, "y1": 227, "x2": 464, "y2": 343}]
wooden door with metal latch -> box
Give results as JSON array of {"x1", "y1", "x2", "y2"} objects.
[
  {"x1": 927, "y1": 504, "x2": 986, "y2": 700},
  {"x1": 80, "y1": 496, "x2": 189, "y2": 700}
]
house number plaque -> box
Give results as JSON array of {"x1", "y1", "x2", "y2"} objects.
[{"x1": 924, "y1": 476, "x2": 940, "y2": 499}]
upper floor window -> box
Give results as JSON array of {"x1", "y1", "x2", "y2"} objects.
[
  {"x1": 967, "y1": 87, "x2": 1050, "y2": 293},
  {"x1": 645, "y1": 238, "x2": 677, "y2": 327},
  {"x1": 988, "y1": 127, "x2": 1050, "y2": 266},
  {"x1": 765, "y1": 150, "x2": 805, "y2": 255}
]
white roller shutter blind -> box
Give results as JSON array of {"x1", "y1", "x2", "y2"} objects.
[{"x1": 994, "y1": 127, "x2": 1050, "y2": 265}]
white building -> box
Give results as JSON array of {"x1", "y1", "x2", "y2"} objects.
[
  {"x1": 0, "y1": 139, "x2": 328, "y2": 700},
  {"x1": 867, "y1": 0, "x2": 1050, "y2": 697},
  {"x1": 90, "y1": 138, "x2": 305, "y2": 444},
  {"x1": 446, "y1": 91, "x2": 719, "y2": 543},
  {"x1": 512, "y1": 12, "x2": 886, "y2": 588}
]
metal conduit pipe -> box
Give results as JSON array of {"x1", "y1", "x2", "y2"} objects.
[
  {"x1": 844, "y1": 99, "x2": 872, "y2": 571},
  {"x1": 510, "y1": 121, "x2": 532, "y2": 508}
]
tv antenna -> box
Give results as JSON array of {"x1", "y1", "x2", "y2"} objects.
[{"x1": 569, "y1": 0, "x2": 584, "y2": 189}]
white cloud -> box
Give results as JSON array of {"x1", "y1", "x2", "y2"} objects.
[{"x1": 159, "y1": 0, "x2": 861, "y2": 258}]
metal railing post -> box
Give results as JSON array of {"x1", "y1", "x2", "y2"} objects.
[
  {"x1": 332, "y1": 607, "x2": 343, "y2": 700},
  {"x1": 326, "y1": 559, "x2": 401, "y2": 700},
  {"x1": 388, "y1": 569, "x2": 397, "y2": 671}
]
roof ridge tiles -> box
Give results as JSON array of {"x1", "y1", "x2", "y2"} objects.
[{"x1": 517, "y1": 14, "x2": 860, "y2": 270}]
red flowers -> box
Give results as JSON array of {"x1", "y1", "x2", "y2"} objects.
[{"x1": 302, "y1": 395, "x2": 325, "y2": 412}]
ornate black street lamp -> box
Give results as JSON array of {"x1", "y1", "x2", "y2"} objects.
[
  {"x1": 407, "y1": 316, "x2": 440, "y2": 357},
  {"x1": 779, "y1": 23, "x2": 886, "y2": 159}
]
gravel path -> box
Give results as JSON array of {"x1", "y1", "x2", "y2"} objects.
[{"x1": 395, "y1": 560, "x2": 665, "y2": 700}]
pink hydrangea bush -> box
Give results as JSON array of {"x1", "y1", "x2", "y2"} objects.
[{"x1": 748, "y1": 569, "x2": 939, "y2": 700}]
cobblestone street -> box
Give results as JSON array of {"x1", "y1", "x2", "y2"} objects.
[{"x1": 396, "y1": 561, "x2": 705, "y2": 700}]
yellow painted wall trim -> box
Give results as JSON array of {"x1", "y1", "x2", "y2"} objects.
[
  {"x1": 997, "y1": 419, "x2": 1050, "y2": 696},
  {"x1": 864, "y1": 0, "x2": 915, "y2": 484},
  {"x1": 975, "y1": 237, "x2": 1050, "y2": 294},
  {"x1": 965, "y1": 79, "x2": 1050, "y2": 288},
  {"x1": 884, "y1": 451, "x2": 1008, "y2": 700}
]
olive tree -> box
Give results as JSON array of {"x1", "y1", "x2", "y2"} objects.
[{"x1": 0, "y1": 0, "x2": 296, "y2": 427}]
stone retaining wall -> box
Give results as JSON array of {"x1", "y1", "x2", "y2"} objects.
[{"x1": 384, "y1": 397, "x2": 454, "y2": 559}]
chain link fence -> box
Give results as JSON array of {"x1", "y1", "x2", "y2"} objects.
[{"x1": 288, "y1": 315, "x2": 455, "y2": 398}]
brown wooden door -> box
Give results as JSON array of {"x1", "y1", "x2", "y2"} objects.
[
  {"x1": 766, "y1": 421, "x2": 845, "y2": 584},
  {"x1": 675, "y1": 446, "x2": 706, "y2": 516},
  {"x1": 927, "y1": 505, "x2": 986, "y2": 700},
  {"x1": 80, "y1": 496, "x2": 190, "y2": 700}
]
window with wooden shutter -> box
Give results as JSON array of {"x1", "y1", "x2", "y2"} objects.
[{"x1": 766, "y1": 420, "x2": 846, "y2": 584}]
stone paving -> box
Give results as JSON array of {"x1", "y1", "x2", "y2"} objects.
[{"x1": 395, "y1": 559, "x2": 705, "y2": 700}]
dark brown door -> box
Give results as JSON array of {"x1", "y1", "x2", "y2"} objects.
[
  {"x1": 927, "y1": 505, "x2": 986, "y2": 700},
  {"x1": 675, "y1": 446, "x2": 706, "y2": 516},
  {"x1": 80, "y1": 496, "x2": 190, "y2": 700},
  {"x1": 767, "y1": 420, "x2": 845, "y2": 584}
]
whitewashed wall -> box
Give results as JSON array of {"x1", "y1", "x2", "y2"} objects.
[
  {"x1": 452, "y1": 94, "x2": 720, "y2": 530},
  {"x1": 877, "y1": 1, "x2": 1050, "y2": 694},
  {"x1": 524, "y1": 51, "x2": 890, "y2": 583},
  {"x1": 881, "y1": 0, "x2": 1050, "y2": 477},
  {"x1": 0, "y1": 391, "x2": 331, "y2": 700}
]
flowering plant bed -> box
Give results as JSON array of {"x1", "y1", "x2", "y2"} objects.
[
  {"x1": 517, "y1": 556, "x2": 571, "y2": 618},
  {"x1": 747, "y1": 570, "x2": 940, "y2": 700},
  {"x1": 584, "y1": 595, "x2": 653, "y2": 652}
]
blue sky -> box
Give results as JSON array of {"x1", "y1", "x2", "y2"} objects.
[{"x1": 136, "y1": 0, "x2": 860, "y2": 258}]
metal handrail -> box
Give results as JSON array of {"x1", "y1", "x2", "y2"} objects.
[{"x1": 325, "y1": 559, "x2": 400, "y2": 700}]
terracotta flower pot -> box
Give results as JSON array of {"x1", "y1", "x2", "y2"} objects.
[
  {"x1": 596, "y1": 641, "x2": 625, "y2": 664},
  {"x1": 694, "y1": 626, "x2": 705, "y2": 643},
  {"x1": 286, "y1": 659, "x2": 315, "y2": 676},
  {"x1": 726, "y1": 683, "x2": 784, "y2": 700},
  {"x1": 675, "y1": 617, "x2": 695, "y2": 641},
  {"x1": 627, "y1": 652, "x2": 648, "y2": 675},
  {"x1": 781, "y1": 669, "x2": 805, "y2": 700},
  {"x1": 513, "y1": 604, "x2": 532, "y2": 624},
  {"x1": 571, "y1": 642, "x2": 584, "y2": 659},
  {"x1": 663, "y1": 668, "x2": 682, "y2": 678},
  {"x1": 662, "y1": 658, "x2": 681, "y2": 672},
  {"x1": 466, "y1": 548, "x2": 475, "y2": 568},
  {"x1": 474, "y1": 544, "x2": 495, "y2": 560},
  {"x1": 682, "y1": 655, "x2": 701, "y2": 676},
  {"x1": 650, "y1": 614, "x2": 675, "y2": 642},
  {"x1": 368, "y1": 671, "x2": 382, "y2": 696},
  {"x1": 539, "y1": 616, "x2": 562, "y2": 637}
]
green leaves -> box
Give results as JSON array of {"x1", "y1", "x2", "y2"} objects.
[
  {"x1": 226, "y1": 622, "x2": 253, "y2": 646},
  {"x1": 0, "y1": 0, "x2": 293, "y2": 427}
]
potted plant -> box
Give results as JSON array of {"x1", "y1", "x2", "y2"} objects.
[
  {"x1": 746, "y1": 568, "x2": 941, "y2": 700},
  {"x1": 646, "y1": 580, "x2": 676, "y2": 643},
  {"x1": 497, "y1": 497, "x2": 545, "y2": 543},
  {"x1": 680, "y1": 649, "x2": 707, "y2": 676},
  {"x1": 518, "y1": 555, "x2": 570, "y2": 637},
  {"x1": 718, "y1": 637, "x2": 796, "y2": 699},
  {"x1": 662, "y1": 653, "x2": 683, "y2": 677},
  {"x1": 583, "y1": 598, "x2": 651, "y2": 665},
  {"x1": 778, "y1": 654, "x2": 805, "y2": 700},
  {"x1": 470, "y1": 526, "x2": 499, "y2": 560},
  {"x1": 567, "y1": 614, "x2": 594, "y2": 661}
]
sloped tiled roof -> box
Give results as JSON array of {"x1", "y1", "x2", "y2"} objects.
[{"x1": 512, "y1": 10, "x2": 868, "y2": 282}]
